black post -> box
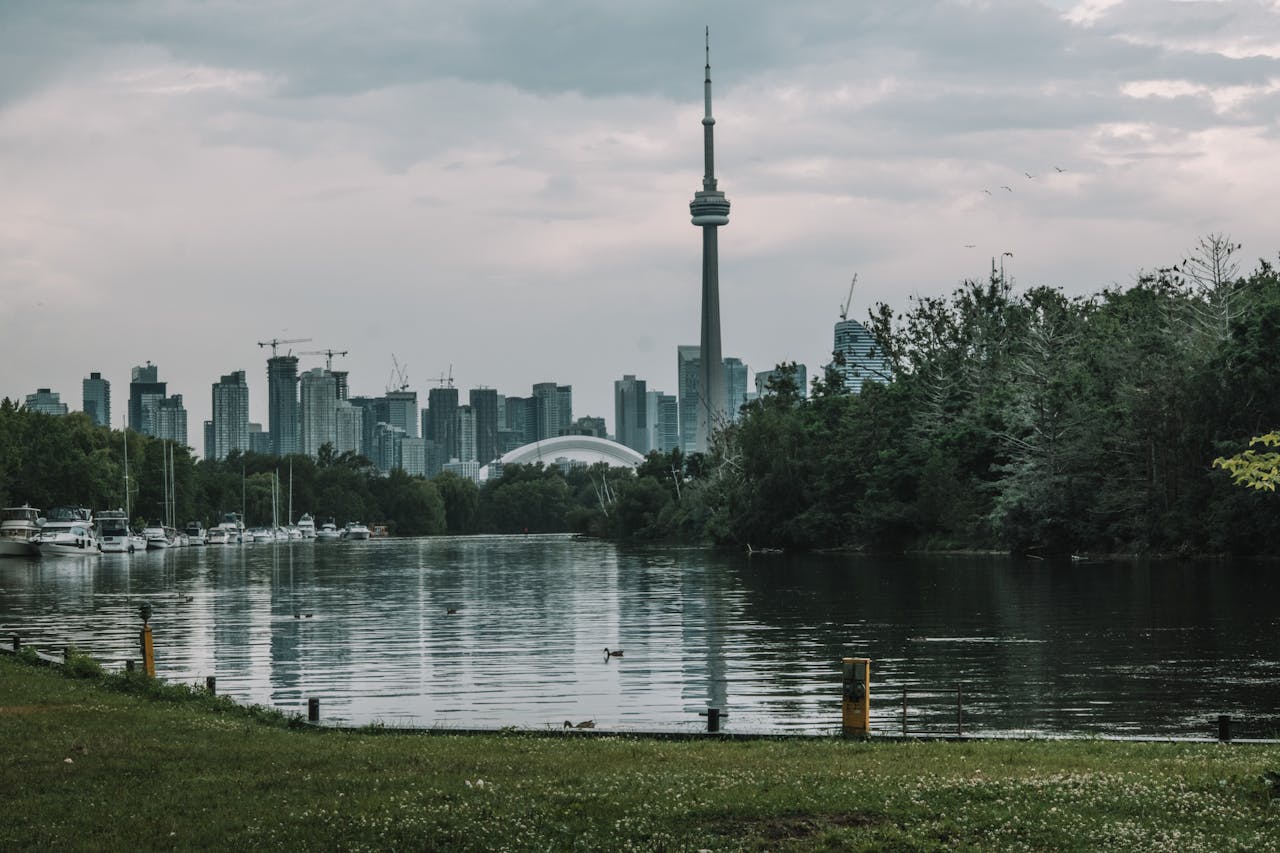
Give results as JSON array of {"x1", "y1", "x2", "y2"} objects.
[
  {"x1": 957, "y1": 684, "x2": 963, "y2": 736},
  {"x1": 308, "y1": 697, "x2": 319, "y2": 723},
  {"x1": 707, "y1": 707, "x2": 720, "y2": 733},
  {"x1": 11, "y1": 635, "x2": 18, "y2": 651},
  {"x1": 902, "y1": 686, "x2": 908, "y2": 736},
  {"x1": 63, "y1": 647, "x2": 71, "y2": 663},
  {"x1": 206, "y1": 676, "x2": 216, "y2": 694},
  {"x1": 1218, "y1": 714, "x2": 1231, "y2": 742},
  {"x1": 126, "y1": 659, "x2": 135, "y2": 672}
]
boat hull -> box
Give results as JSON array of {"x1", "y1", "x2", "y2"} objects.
[
  {"x1": 39, "y1": 541, "x2": 100, "y2": 557},
  {"x1": 0, "y1": 539, "x2": 40, "y2": 557}
]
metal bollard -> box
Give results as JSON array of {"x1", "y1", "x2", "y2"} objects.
[
  {"x1": 308, "y1": 697, "x2": 319, "y2": 723},
  {"x1": 1218, "y1": 714, "x2": 1231, "y2": 742},
  {"x1": 206, "y1": 676, "x2": 217, "y2": 694},
  {"x1": 698, "y1": 707, "x2": 727, "y2": 733}
]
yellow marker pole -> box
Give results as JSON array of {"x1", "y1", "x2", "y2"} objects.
[
  {"x1": 140, "y1": 625, "x2": 155, "y2": 677},
  {"x1": 841, "y1": 657, "x2": 871, "y2": 736}
]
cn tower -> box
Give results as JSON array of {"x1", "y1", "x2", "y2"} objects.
[{"x1": 689, "y1": 27, "x2": 730, "y2": 453}]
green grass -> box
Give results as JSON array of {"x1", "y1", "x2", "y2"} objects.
[{"x1": 2, "y1": 654, "x2": 1278, "y2": 851}]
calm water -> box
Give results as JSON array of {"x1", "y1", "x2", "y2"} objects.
[{"x1": 1, "y1": 536, "x2": 1277, "y2": 737}]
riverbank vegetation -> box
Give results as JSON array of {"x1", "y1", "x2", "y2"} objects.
[
  {"x1": 2, "y1": 236, "x2": 1276, "y2": 554},
  {"x1": 2, "y1": 653, "x2": 1278, "y2": 851}
]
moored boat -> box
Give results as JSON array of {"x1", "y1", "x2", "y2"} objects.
[
  {"x1": 0, "y1": 505, "x2": 42, "y2": 557},
  {"x1": 143, "y1": 522, "x2": 174, "y2": 550},
  {"x1": 341, "y1": 522, "x2": 371, "y2": 541},
  {"x1": 184, "y1": 521, "x2": 207, "y2": 546},
  {"x1": 38, "y1": 507, "x2": 99, "y2": 557},
  {"x1": 315, "y1": 519, "x2": 340, "y2": 540},
  {"x1": 297, "y1": 513, "x2": 317, "y2": 539},
  {"x1": 207, "y1": 527, "x2": 230, "y2": 545},
  {"x1": 97, "y1": 509, "x2": 136, "y2": 553}
]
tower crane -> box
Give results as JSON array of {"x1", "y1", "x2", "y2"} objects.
[
  {"x1": 839, "y1": 274, "x2": 858, "y2": 322},
  {"x1": 388, "y1": 354, "x2": 410, "y2": 393},
  {"x1": 300, "y1": 349, "x2": 349, "y2": 371},
  {"x1": 428, "y1": 365, "x2": 455, "y2": 388},
  {"x1": 257, "y1": 337, "x2": 312, "y2": 358}
]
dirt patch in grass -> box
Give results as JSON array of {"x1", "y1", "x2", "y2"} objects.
[{"x1": 720, "y1": 812, "x2": 882, "y2": 843}]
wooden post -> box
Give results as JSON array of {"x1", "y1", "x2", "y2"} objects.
[
  {"x1": 206, "y1": 676, "x2": 216, "y2": 694},
  {"x1": 11, "y1": 635, "x2": 18, "y2": 652},
  {"x1": 63, "y1": 647, "x2": 71, "y2": 663},
  {"x1": 956, "y1": 684, "x2": 963, "y2": 736},
  {"x1": 140, "y1": 625, "x2": 155, "y2": 677},
  {"x1": 902, "y1": 686, "x2": 908, "y2": 736},
  {"x1": 126, "y1": 659, "x2": 135, "y2": 672},
  {"x1": 308, "y1": 697, "x2": 319, "y2": 722},
  {"x1": 1218, "y1": 714, "x2": 1231, "y2": 742}
]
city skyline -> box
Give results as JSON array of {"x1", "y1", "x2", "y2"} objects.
[{"x1": 3, "y1": 3, "x2": 1279, "y2": 431}]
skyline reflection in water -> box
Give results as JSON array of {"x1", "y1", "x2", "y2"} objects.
[{"x1": 1, "y1": 537, "x2": 1276, "y2": 737}]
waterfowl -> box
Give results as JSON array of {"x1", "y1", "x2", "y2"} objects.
[
  {"x1": 603, "y1": 647, "x2": 623, "y2": 658},
  {"x1": 563, "y1": 719, "x2": 595, "y2": 729},
  {"x1": 447, "y1": 608, "x2": 458, "y2": 615}
]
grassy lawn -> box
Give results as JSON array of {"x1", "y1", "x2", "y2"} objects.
[{"x1": 1, "y1": 653, "x2": 1277, "y2": 851}]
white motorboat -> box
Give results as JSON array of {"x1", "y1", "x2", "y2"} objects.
[
  {"x1": 38, "y1": 507, "x2": 100, "y2": 557},
  {"x1": 251, "y1": 527, "x2": 274, "y2": 543},
  {"x1": 0, "y1": 505, "x2": 42, "y2": 557},
  {"x1": 285, "y1": 525, "x2": 303, "y2": 540},
  {"x1": 213, "y1": 512, "x2": 245, "y2": 544},
  {"x1": 130, "y1": 532, "x2": 148, "y2": 553},
  {"x1": 96, "y1": 509, "x2": 137, "y2": 553},
  {"x1": 341, "y1": 522, "x2": 371, "y2": 541},
  {"x1": 143, "y1": 522, "x2": 174, "y2": 550},
  {"x1": 315, "y1": 520, "x2": 340, "y2": 540},
  {"x1": 297, "y1": 513, "x2": 317, "y2": 538},
  {"x1": 184, "y1": 521, "x2": 207, "y2": 546},
  {"x1": 207, "y1": 527, "x2": 230, "y2": 545}
]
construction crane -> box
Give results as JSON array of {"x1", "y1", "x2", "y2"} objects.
[
  {"x1": 257, "y1": 337, "x2": 312, "y2": 358},
  {"x1": 300, "y1": 349, "x2": 349, "y2": 371},
  {"x1": 387, "y1": 354, "x2": 410, "y2": 393},
  {"x1": 428, "y1": 365, "x2": 455, "y2": 388},
  {"x1": 839, "y1": 273, "x2": 858, "y2": 321}
]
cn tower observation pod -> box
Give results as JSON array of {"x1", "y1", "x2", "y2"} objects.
[{"x1": 490, "y1": 436, "x2": 646, "y2": 472}]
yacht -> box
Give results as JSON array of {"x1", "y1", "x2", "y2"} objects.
[
  {"x1": 38, "y1": 507, "x2": 100, "y2": 557},
  {"x1": 251, "y1": 527, "x2": 275, "y2": 543},
  {"x1": 184, "y1": 521, "x2": 207, "y2": 546},
  {"x1": 341, "y1": 522, "x2": 371, "y2": 541},
  {"x1": 96, "y1": 509, "x2": 136, "y2": 553},
  {"x1": 0, "y1": 505, "x2": 42, "y2": 557},
  {"x1": 143, "y1": 522, "x2": 174, "y2": 550},
  {"x1": 297, "y1": 513, "x2": 317, "y2": 539},
  {"x1": 212, "y1": 512, "x2": 245, "y2": 544},
  {"x1": 315, "y1": 519, "x2": 341, "y2": 541},
  {"x1": 207, "y1": 526, "x2": 230, "y2": 546}
]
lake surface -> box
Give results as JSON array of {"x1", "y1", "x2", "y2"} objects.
[{"x1": 2, "y1": 536, "x2": 1277, "y2": 737}]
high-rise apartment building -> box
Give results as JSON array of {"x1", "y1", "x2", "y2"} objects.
[
  {"x1": 755, "y1": 364, "x2": 808, "y2": 398},
  {"x1": 299, "y1": 368, "x2": 337, "y2": 458},
  {"x1": 348, "y1": 395, "x2": 388, "y2": 460},
  {"x1": 724, "y1": 357, "x2": 748, "y2": 422},
  {"x1": 211, "y1": 370, "x2": 250, "y2": 460},
  {"x1": 128, "y1": 362, "x2": 166, "y2": 433},
  {"x1": 373, "y1": 422, "x2": 404, "y2": 474},
  {"x1": 25, "y1": 388, "x2": 68, "y2": 416},
  {"x1": 248, "y1": 423, "x2": 272, "y2": 455},
  {"x1": 152, "y1": 395, "x2": 187, "y2": 445},
  {"x1": 614, "y1": 375, "x2": 648, "y2": 454},
  {"x1": 401, "y1": 437, "x2": 426, "y2": 477},
  {"x1": 833, "y1": 319, "x2": 892, "y2": 394},
  {"x1": 82, "y1": 373, "x2": 110, "y2": 427},
  {"x1": 425, "y1": 387, "x2": 459, "y2": 462},
  {"x1": 385, "y1": 390, "x2": 418, "y2": 439},
  {"x1": 335, "y1": 401, "x2": 363, "y2": 456},
  {"x1": 469, "y1": 388, "x2": 499, "y2": 465},
  {"x1": 455, "y1": 405, "x2": 477, "y2": 462},
  {"x1": 531, "y1": 382, "x2": 559, "y2": 441},
  {"x1": 266, "y1": 355, "x2": 300, "y2": 456},
  {"x1": 647, "y1": 391, "x2": 679, "y2": 454},
  {"x1": 556, "y1": 385, "x2": 573, "y2": 435},
  {"x1": 677, "y1": 345, "x2": 700, "y2": 454},
  {"x1": 203, "y1": 421, "x2": 214, "y2": 461}
]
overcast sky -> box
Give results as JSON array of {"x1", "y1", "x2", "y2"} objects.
[{"x1": 3, "y1": 0, "x2": 1279, "y2": 439}]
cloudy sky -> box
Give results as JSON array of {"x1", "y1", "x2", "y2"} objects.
[{"x1": 3, "y1": 0, "x2": 1279, "y2": 439}]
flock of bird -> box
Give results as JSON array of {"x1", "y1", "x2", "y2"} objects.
[{"x1": 966, "y1": 165, "x2": 1068, "y2": 257}]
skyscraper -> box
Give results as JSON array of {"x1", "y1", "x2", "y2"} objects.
[
  {"x1": 723, "y1": 357, "x2": 748, "y2": 422},
  {"x1": 385, "y1": 390, "x2": 418, "y2": 438},
  {"x1": 833, "y1": 319, "x2": 893, "y2": 394},
  {"x1": 25, "y1": 388, "x2": 68, "y2": 416},
  {"x1": 455, "y1": 405, "x2": 476, "y2": 462},
  {"x1": 426, "y1": 386, "x2": 459, "y2": 461},
  {"x1": 689, "y1": 30, "x2": 730, "y2": 453},
  {"x1": 82, "y1": 372, "x2": 110, "y2": 427},
  {"x1": 211, "y1": 370, "x2": 250, "y2": 460},
  {"x1": 556, "y1": 385, "x2": 573, "y2": 435},
  {"x1": 267, "y1": 355, "x2": 300, "y2": 456},
  {"x1": 677, "y1": 345, "x2": 700, "y2": 454},
  {"x1": 755, "y1": 365, "x2": 808, "y2": 398},
  {"x1": 299, "y1": 368, "x2": 337, "y2": 458},
  {"x1": 648, "y1": 391, "x2": 679, "y2": 454},
  {"x1": 335, "y1": 401, "x2": 363, "y2": 456},
  {"x1": 614, "y1": 375, "x2": 648, "y2": 454},
  {"x1": 531, "y1": 382, "x2": 560, "y2": 441},
  {"x1": 469, "y1": 388, "x2": 499, "y2": 465},
  {"x1": 152, "y1": 395, "x2": 187, "y2": 445},
  {"x1": 128, "y1": 362, "x2": 165, "y2": 433}
]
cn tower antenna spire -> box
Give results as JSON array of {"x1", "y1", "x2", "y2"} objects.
[{"x1": 689, "y1": 26, "x2": 730, "y2": 454}]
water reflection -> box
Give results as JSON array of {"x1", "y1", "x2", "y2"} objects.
[{"x1": 0, "y1": 540, "x2": 1276, "y2": 736}]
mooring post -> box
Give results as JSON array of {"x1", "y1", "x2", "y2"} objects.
[
  {"x1": 956, "y1": 684, "x2": 963, "y2": 736},
  {"x1": 206, "y1": 676, "x2": 216, "y2": 694},
  {"x1": 697, "y1": 707, "x2": 726, "y2": 733},
  {"x1": 1218, "y1": 714, "x2": 1231, "y2": 742},
  {"x1": 126, "y1": 659, "x2": 135, "y2": 673},
  {"x1": 63, "y1": 647, "x2": 71, "y2": 663},
  {"x1": 902, "y1": 686, "x2": 908, "y2": 736},
  {"x1": 308, "y1": 697, "x2": 319, "y2": 723},
  {"x1": 11, "y1": 635, "x2": 18, "y2": 652}
]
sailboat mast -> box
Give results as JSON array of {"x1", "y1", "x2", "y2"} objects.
[{"x1": 122, "y1": 428, "x2": 130, "y2": 520}]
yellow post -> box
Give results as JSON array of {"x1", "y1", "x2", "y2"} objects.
[
  {"x1": 140, "y1": 625, "x2": 155, "y2": 677},
  {"x1": 841, "y1": 657, "x2": 871, "y2": 736}
]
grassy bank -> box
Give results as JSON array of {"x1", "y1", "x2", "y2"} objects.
[{"x1": 1, "y1": 655, "x2": 1277, "y2": 851}]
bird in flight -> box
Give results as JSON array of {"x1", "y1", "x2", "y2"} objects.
[
  {"x1": 1054, "y1": 166, "x2": 1065, "y2": 173},
  {"x1": 964, "y1": 243, "x2": 976, "y2": 248},
  {"x1": 1024, "y1": 172, "x2": 1035, "y2": 179},
  {"x1": 1003, "y1": 251, "x2": 1014, "y2": 258},
  {"x1": 1001, "y1": 185, "x2": 1013, "y2": 192},
  {"x1": 982, "y1": 189, "x2": 992, "y2": 195}
]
